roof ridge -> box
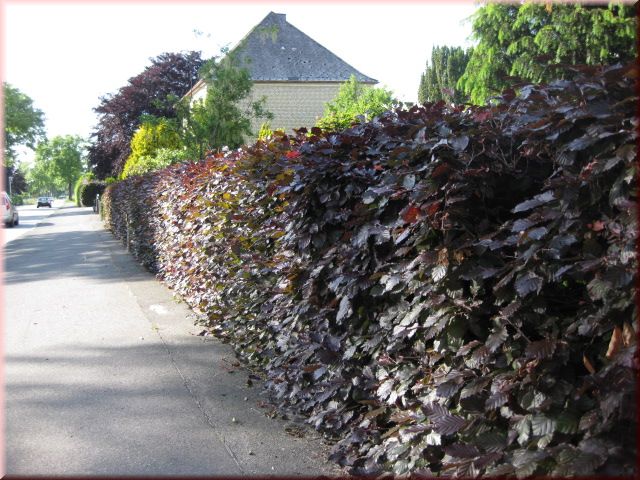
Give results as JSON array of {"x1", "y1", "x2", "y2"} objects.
[
  {"x1": 234, "y1": 11, "x2": 377, "y2": 83},
  {"x1": 181, "y1": 11, "x2": 377, "y2": 99},
  {"x1": 278, "y1": 17, "x2": 377, "y2": 83}
]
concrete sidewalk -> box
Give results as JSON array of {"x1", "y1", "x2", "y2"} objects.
[{"x1": 4, "y1": 206, "x2": 342, "y2": 476}]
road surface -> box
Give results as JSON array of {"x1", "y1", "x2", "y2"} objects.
[
  {"x1": 4, "y1": 206, "x2": 341, "y2": 476},
  {"x1": 2, "y1": 199, "x2": 66, "y2": 245}
]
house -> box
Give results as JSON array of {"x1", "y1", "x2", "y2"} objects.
[{"x1": 184, "y1": 12, "x2": 377, "y2": 138}]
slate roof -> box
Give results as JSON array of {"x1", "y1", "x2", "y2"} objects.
[{"x1": 232, "y1": 12, "x2": 377, "y2": 83}]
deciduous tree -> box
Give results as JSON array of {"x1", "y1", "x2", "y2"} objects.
[
  {"x1": 316, "y1": 75, "x2": 396, "y2": 131},
  {"x1": 30, "y1": 135, "x2": 85, "y2": 198},
  {"x1": 87, "y1": 51, "x2": 203, "y2": 178},
  {"x1": 3, "y1": 82, "x2": 46, "y2": 166}
]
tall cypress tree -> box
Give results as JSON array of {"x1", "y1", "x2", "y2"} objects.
[{"x1": 418, "y1": 46, "x2": 472, "y2": 105}]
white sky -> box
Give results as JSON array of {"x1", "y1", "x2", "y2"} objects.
[{"x1": 3, "y1": 2, "x2": 477, "y2": 163}]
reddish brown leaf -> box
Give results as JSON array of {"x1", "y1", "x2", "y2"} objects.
[
  {"x1": 605, "y1": 326, "x2": 623, "y2": 359},
  {"x1": 402, "y1": 204, "x2": 420, "y2": 224},
  {"x1": 583, "y1": 354, "x2": 596, "y2": 374}
]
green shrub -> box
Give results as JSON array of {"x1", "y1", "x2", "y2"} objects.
[
  {"x1": 121, "y1": 148, "x2": 189, "y2": 179},
  {"x1": 316, "y1": 74, "x2": 396, "y2": 131},
  {"x1": 103, "y1": 64, "x2": 636, "y2": 477},
  {"x1": 78, "y1": 180, "x2": 106, "y2": 207},
  {"x1": 9, "y1": 193, "x2": 25, "y2": 206},
  {"x1": 74, "y1": 173, "x2": 95, "y2": 206},
  {"x1": 121, "y1": 118, "x2": 184, "y2": 179}
]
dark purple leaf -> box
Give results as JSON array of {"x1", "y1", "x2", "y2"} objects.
[
  {"x1": 525, "y1": 339, "x2": 556, "y2": 359},
  {"x1": 402, "y1": 174, "x2": 416, "y2": 190},
  {"x1": 425, "y1": 403, "x2": 467, "y2": 435},
  {"x1": 514, "y1": 271, "x2": 543, "y2": 297},
  {"x1": 336, "y1": 296, "x2": 352, "y2": 323},
  {"x1": 450, "y1": 135, "x2": 470, "y2": 152},
  {"x1": 486, "y1": 326, "x2": 508, "y2": 352},
  {"x1": 526, "y1": 226, "x2": 548, "y2": 240},
  {"x1": 444, "y1": 443, "x2": 480, "y2": 458},
  {"x1": 512, "y1": 191, "x2": 555, "y2": 213},
  {"x1": 531, "y1": 415, "x2": 556, "y2": 436},
  {"x1": 436, "y1": 381, "x2": 462, "y2": 399},
  {"x1": 377, "y1": 379, "x2": 395, "y2": 400},
  {"x1": 486, "y1": 392, "x2": 509, "y2": 410}
]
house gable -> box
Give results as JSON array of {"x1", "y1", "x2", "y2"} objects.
[
  {"x1": 183, "y1": 12, "x2": 378, "y2": 138},
  {"x1": 236, "y1": 12, "x2": 377, "y2": 83}
]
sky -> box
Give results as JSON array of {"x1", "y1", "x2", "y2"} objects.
[{"x1": 3, "y1": 1, "x2": 478, "y2": 163}]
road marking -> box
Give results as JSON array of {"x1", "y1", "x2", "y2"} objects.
[{"x1": 149, "y1": 304, "x2": 168, "y2": 315}]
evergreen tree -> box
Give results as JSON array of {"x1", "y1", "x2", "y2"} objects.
[
  {"x1": 458, "y1": 2, "x2": 636, "y2": 104},
  {"x1": 418, "y1": 46, "x2": 472, "y2": 105},
  {"x1": 177, "y1": 48, "x2": 272, "y2": 159},
  {"x1": 121, "y1": 117, "x2": 185, "y2": 179}
]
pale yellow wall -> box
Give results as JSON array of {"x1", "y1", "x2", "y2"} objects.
[
  {"x1": 244, "y1": 82, "x2": 341, "y2": 138},
  {"x1": 188, "y1": 80, "x2": 207, "y2": 103},
  {"x1": 187, "y1": 81, "x2": 342, "y2": 145}
]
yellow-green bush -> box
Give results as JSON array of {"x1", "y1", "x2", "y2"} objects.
[{"x1": 121, "y1": 118, "x2": 185, "y2": 179}]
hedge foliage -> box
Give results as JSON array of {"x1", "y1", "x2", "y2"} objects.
[
  {"x1": 102, "y1": 63, "x2": 637, "y2": 477},
  {"x1": 77, "y1": 180, "x2": 106, "y2": 207}
]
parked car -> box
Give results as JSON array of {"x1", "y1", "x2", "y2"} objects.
[
  {"x1": 37, "y1": 196, "x2": 52, "y2": 208},
  {"x1": 2, "y1": 191, "x2": 19, "y2": 227}
]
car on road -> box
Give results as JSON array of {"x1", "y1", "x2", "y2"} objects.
[
  {"x1": 37, "y1": 196, "x2": 52, "y2": 208},
  {"x1": 2, "y1": 191, "x2": 19, "y2": 227}
]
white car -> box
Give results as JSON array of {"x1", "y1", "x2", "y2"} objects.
[{"x1": 2, "y1": 191, "x2": 19, "y2": 227}]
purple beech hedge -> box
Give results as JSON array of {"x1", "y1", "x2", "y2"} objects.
[{"x1": 102, "y1": 63, "x2": 637, "y2": 476}]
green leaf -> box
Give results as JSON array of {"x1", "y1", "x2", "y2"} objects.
[
  {"x1": 556, "y1": 411, "x2": 579, "y2": 434},
  {"x1": 513, "y1": 416, "x2": 531, "y2": 445},
  {"x1": 531, "y1": 415, "x2": 556, "y2": 436}
]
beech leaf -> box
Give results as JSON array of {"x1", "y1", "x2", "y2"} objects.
[{"x1": 515, "y1": 272, "x2": 543, "y2": 297}]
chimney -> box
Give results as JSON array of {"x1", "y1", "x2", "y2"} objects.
[{"x1": 269, "y1": 12, "x2": 286, "y2": 24}]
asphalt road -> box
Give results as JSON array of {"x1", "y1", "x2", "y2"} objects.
[
  {"x1": 2, "y1": 199, "x2": 66, "y2": 245},
  {"x1": 4, "y1": 206, "x2": 341, "y2": 476}
]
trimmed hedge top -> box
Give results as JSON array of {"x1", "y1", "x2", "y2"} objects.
[{"x1": 103, "y1": 63, "x2": 637, "y2": 477}]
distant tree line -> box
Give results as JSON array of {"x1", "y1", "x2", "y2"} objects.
[{"x1": 3, "y1": 82, "x2": 87, "y2": 200}]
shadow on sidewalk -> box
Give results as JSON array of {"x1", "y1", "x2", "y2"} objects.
[
  {"x1": 4, "y1": 213, "x2": 153, "y2": 286},
  {"x1": 5, "y1": 340, "x2": 335, "y2": 476}
]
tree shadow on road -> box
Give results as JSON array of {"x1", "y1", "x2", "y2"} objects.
[{"x1": 4, "y1": 224, "x2": 152, "y2": 286}]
